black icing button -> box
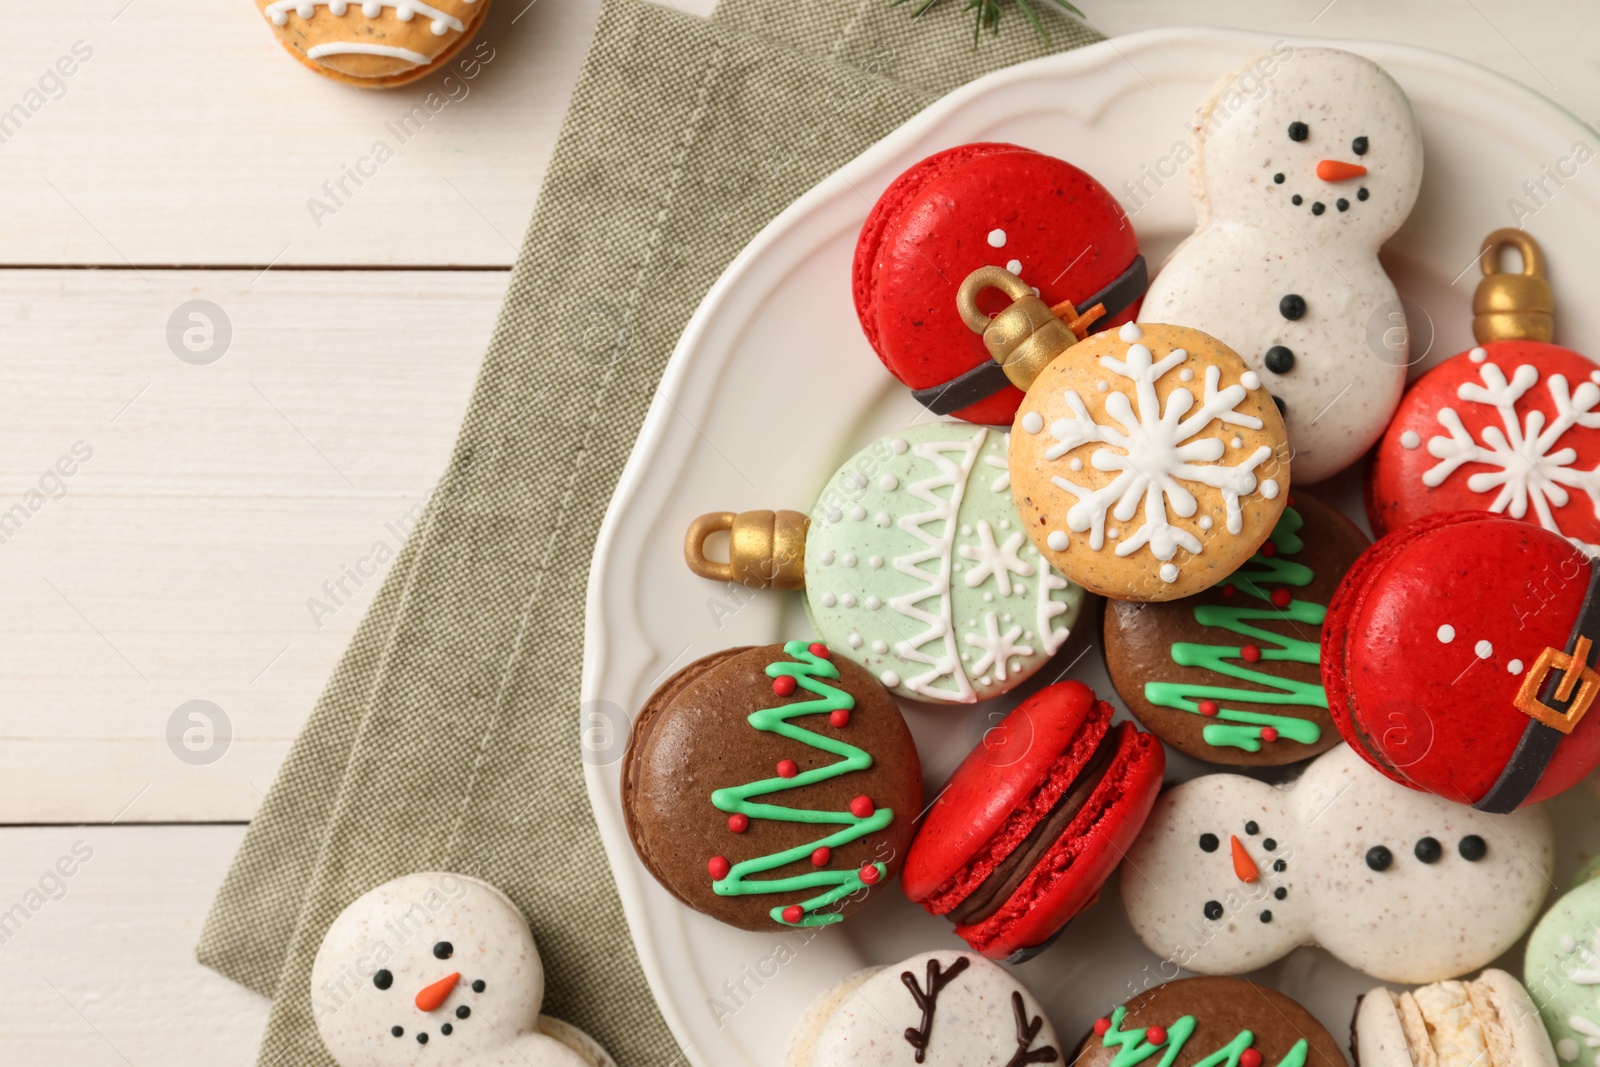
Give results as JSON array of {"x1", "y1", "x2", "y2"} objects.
[
  {"x1": 1366, "y1": 845, "x2": 1393, "y2": 871},
  {"x1": 1311, "y1": 202, "x2": 1326, "y2": 215},
  {"x1": 1265, "y1": 346, "x2": 1295, "y2": 374},
  {"x1": 1279, "y1": 294, "x2": 1306, "y2": 320}
]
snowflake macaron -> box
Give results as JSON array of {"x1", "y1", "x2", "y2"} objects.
[{"x1": 1007, "y1": 321, "x2": 1291, "y2": 601}]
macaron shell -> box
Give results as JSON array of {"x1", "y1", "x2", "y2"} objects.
[
  {"x1": 1326, "y1": 511, "x2": 1597, "y2": 806},
  {"x1": 1354, "y1": 991, "x2": 1414, "y2": 1067},
  {"x1": 1368, "y1": 341, "x2": 1600, "y2": 549},
  {"x1": 853, "y1": 143, "x2": 1140, "y2": 426},
  {"x1": 1524, "y1": 864, "x2": 1600, "y2": 1066}
]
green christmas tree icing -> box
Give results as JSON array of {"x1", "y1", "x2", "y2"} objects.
[
  {"x1": 1100, "y1": 1005, "x2": 1308, "y2": 1067},
  {"x1": 709, "y1": 640, "x2": 893, "y2": 928},
  {"x1": 1144, "y1": 506, "x2": 1327, "y2": 752}
]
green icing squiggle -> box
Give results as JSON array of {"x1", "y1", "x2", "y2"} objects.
[
  {"x1": 708, "y1": 640, "x2": 892, "y2": 928},
  {"x1": 1143, "y1": 506, "x2": 1327, "y2": 753},
  {"x1": 1101, "y1": 1006, "x2": 1308, "y2": 1067}
]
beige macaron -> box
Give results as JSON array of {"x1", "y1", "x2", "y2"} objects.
[
  {"x1": 255, "y1": 0, "x2": 491, "y2": 88},
  {"x1": 1354, "y1": 970, "x2": 1557, "y2": 1067},
  {"x1": 1008, "y1": 320, "x2": 1289, "y2": 601}
]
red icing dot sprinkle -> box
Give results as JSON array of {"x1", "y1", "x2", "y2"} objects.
[
  {"x1": 1094, "y1": 1018, "x2": 1112, "y2": 1037},
  {"x1": 1270, "y1": 588, "x2": 1292, "y2": 608},
  {"x1": 829, "y1": 708, "x2": 851, "y2": 728},
  {"x1": 776, "y1": 759, "x2": 799, "y2": 778},
  {"x1": 1261, "y1": 542, "x2": 1278, "y2": 558},
  {"x1": 1242, "y1": 1050, "x2": 1264, "y2": 1067},
  {"x1": 782, "y1": 905, "x2": 804, "y2": 924},
  {"x1": 811, "y1": 847, "x2": 831, "y2": 867},
  {"x1": 708, "y1": 855, "x2": 731, "y2": 880},
  {"x1": 1241, "y1": 644, "x2": 1262, "y2": 663},
  {"x1": 1198, "y1": 700, "x2": 1220, "y2": 717},
  {"x1": 727, "y1": 814, "x2": 749, "y2": 833},
  {"x1": 1146, "y1": 1027, "x2": 1168, "y2": 1046},
  {"x1": 1287, "y1": 495, "x2": 1296, "y2": 508},
  {"x1": 849, "y1": 796, "x2": 875, "y2": 818},
  {"x1": 772, "y1": 675, "x2": 797, "y2": 697},
  {"x1": 859, "y1": 863, "x2": 881, "y2": 885},
  {"x1": 1260, "y1": 727, "x2": 1280, "y2": 742},
  {"x1": 808, "y1": 642, "x2": 830, "y2": 659},
  {"x1": 1222, "y1": 584, "x2": 1236, "y2": 599}
]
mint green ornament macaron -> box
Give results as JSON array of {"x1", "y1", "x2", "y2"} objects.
[
  {"x1": 684, "y1": 423, "x2": 1086, "y2": 704},
  {"x1": 1525, "y1": 859, "x2": 1600, "y2": 1065}
]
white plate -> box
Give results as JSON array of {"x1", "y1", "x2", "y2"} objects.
[{"x1": 582, "y1": 28, "x2": 1600, "y2": 1067}]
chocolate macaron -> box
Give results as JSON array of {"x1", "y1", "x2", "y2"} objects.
[
  {"x1": 1102, "y1": 493, "x2": 1368, "y2": 766},
  {"x1": 622, "y1": 640, "x2": 922, "y2": 931}
]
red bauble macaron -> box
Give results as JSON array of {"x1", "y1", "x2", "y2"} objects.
[
  {"x1": 1324, "y1": 510, "x2": 1600, "y2": 811},
  {"x1": 902, "y1": 680, "x2": 1164, "y2": 960},
  {"x1": 1368, "y1": 341, "x2": 1600, "y2": 551},
  {"x1": 853, "y1": 143, "x2": 1144, "y2": 425}
]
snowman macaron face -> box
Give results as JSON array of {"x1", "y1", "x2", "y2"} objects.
[
  {"x1": 1121, "y1": 744, "x2": 1553, "y2": 983},
  {"x1": 1200, "y1": 48, "x2": 1422, "y2": 242},
  {"x1": 311, "y1": 873, "x2": 591, "y2": 1066}
]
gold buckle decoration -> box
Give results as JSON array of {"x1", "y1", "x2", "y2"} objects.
[{"x1": 1514, "y1": 636, "x2": 1600, "y2": 734}]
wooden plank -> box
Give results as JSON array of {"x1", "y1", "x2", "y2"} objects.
[
  {"x1": 0, "y1": 269, "x2": 495, "y2": 823},
  {"x1": 0, "y1": 824, "x2": 268, "y2": 1067}
]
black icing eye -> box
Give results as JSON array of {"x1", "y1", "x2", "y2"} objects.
[
  {"x1": 417, "y1": 1033, "x2": 429, "y2": 1045},
  {"x1": 1414, "y1": 837, "x2": 1443, "y2": 863},
  {"x1": 1336, "y1": 199, "x2": 1349, "y2": 212},
  {"x1": 1352, "y1": 136, "x2": 1369, "y2": 155},
  {"x1": 1459, "y1": 835, "x2": 1488, "y2": 861},
  {"x1": 433, "y1": 941, "x2": 454, "y2": 960},
  {"x1": 391, "y1": 1026, "x2": 404, "y2": 1038},
  {"x1": 1273, "y1": 173, "x2": 1285, "y2": 184},
  {"x1": 1279, "y1": 294, "x2": 1306, "y2": 320},
  {"x1": 1244, "y1": 821, "x2": 1259, "y2": 835},
  {"x1": 1358, "y1": 187, "x2": 1370, "y2": 201},
  {"x1": 1199, "y1": 833, "x2": 1220, "y2": 852},
  {"x1": 1204, "y1": 900, "x2": 1224, "y2": 920},
  {"x1": 472, "y1": 979, "x2": 487, "y2": 993},
  {"x1": 441, "y1": 1024, "x2": 454, "y2": 1036},
  {"x1": 1291, "y1": 194, "x2": 1304, "y2": 206},
  {"x1": 1274, "y1": 887, "x2": 1287, "y2": 900},
  {"x1": 1366, "y1": 845, "x2": 1393, "y2": 871},
  {"x1": 1288, "y1": 121, "x2": 1309, "y2": 142},
  {"x1": 456, "y1": 1005, "x2": 472, "y2": 1019},
  {"x1": 1273, "y1": 859, "x2": 1287, "y2": 873},
  {"x1": 1259, "y1": 910, "x2": 1273, "y2": 923},
  {"x1": 373, "y1": 969, "x2": 393, "y2": 990},
  {"x1": 1262, "y1": 838, "x2": 1277, "y2": 851}
]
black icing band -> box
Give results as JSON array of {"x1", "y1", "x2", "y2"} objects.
[
  {"x1": 911, "y1": 254, "x2": 1149, "y2": 416},
  {"x1": 1474, "y1": 559, "x2": 1600, "y2": 814}
]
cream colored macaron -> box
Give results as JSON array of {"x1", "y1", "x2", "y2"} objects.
[
  {"x1": 1008, "y1": 321, "x2": 1290, "y2": 601},
  {"x1": 1355, "y1": 970, "x2": 1557, "y2": 1067},
  {"x1": 256, "y1": 0, "x2": 491, "y2": 88}
]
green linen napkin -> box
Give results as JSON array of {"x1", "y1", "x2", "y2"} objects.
[{"x1": 198, "y1": 1, "x2": 1100, "y2": 1064}]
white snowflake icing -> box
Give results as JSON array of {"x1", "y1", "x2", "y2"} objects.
[
  {"x1": 1044, "y1": 340, "x2": 1270, "y2": 572},
  {"x1": 965, "y1": 613, "x2": 1034, "y2": 682},
  {"x1": 957, "y1": 519, "x2": 1033, "y2": 596},
  {"x1": 1424, "y1": 360, "x2": 1600, "y2": 556}
]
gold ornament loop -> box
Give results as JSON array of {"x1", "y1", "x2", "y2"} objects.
[
  {"x1": 956, "y1": 266, "x2": 1103, "y2": 392},
  {"x1": 683, "y1": 510, "x2": 808, "y2": 590},
  {"x1": 1473, "y1": 228, "x2": 1554, "y2": 344}
]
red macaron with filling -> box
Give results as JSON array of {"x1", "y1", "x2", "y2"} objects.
[{"x1": 902, "y1": 680, "x2": 1164, "y2": 960}]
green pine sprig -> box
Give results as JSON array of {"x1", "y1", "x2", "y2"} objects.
[{"x1": 891, "y1": 0, "x2": 1086, "y2": 46}]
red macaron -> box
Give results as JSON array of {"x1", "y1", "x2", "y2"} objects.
[
  {"x1": 902, "y1": 680, "x2": 1164, "y2": 960},
  {"x1": 852, "y1": 143, "x2": 1144, "y2": 426},
  {"x1": 1368, "y1": 340, "x2": 1600, "y2": 551},
  {"x1": 1323, "y1": 510, "x2": 1600, "y2": 811}
]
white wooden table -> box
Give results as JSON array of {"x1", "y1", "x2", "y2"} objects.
[{"x1": 4, "y1": 1, "x2": 1598, "y2": 1062}]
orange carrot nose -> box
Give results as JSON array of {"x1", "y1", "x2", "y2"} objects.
[
  {"x1": 1230, "y1": 835, "x2": 1260, "y2": 883},
  {"x1": 1316, "y1": 159, "x2": 1368, "y2": 182},
  {"x1": 415, "y1": 972, "x2": 460, "y2": 1012}
]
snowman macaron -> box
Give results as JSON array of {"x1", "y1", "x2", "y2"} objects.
[
  {"x1": 311, "y1": 872, "x2": 615, "y2": 1066},
  {"x1": 1119, "y1": 744, "x2": 1552, "y2": 983},
  {"x1": 1142, "y1": 47, "x2": 1424, "y2": 484}
]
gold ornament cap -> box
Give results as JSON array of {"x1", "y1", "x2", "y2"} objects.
[
  {"x1": 684, "y1": 510, "x2": 809, "y2": 590},
  {"x1": 1473, "y1": 228, "x2": 1554, "y2": 343},
  {"x1": 956, "y1": 266, "x2": 1105, "y2": 390}
]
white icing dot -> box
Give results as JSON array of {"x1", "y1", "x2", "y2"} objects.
[
  {"x1": 1002, "y1": 613, "x2": 1013, "y2": 623},
  {"x1": 1069, "y1": 458, "x2": 1083, "y2": 471},
  {"x1": 983, "y1": 592, "x2": 994, "y2": 602},
  {"x1": 1108, "y1": 527, "x2": 1121, "y2": 539},
  {"x1": 297, "y1": 1, "x2": 315, "y2": 15},
  {"x1": 1014, "y1": 583, "x2": 1026, "y2": 596},
  {"x1": 979, "y1": 675, "x2": 992, "y2": 687},
  {"x1": 1006, "y1": 259, "x2": 1023, "y2": 275},
  {"x1": 868, "y1": 555, "x2": 883, "y2": 568},
  {"x1": 960, "y1": 524, "x2": 973, "y2": 537},
  {"x1": 1047, "y1": 530, "x2": 1069, "y2": 551},
  {"x1": 875, "y1": 512, "x2": 891, "y2": 527},
  {"x1": 1231, "y1": 436, "x2": 1243, "y2": 449},
  {"x1": 1021, "y1": 411, "x2": 1044, "y2": 434},
  {"x1": 1119, "y1": 322, "x2": 1143, "y2": 342},
  {"x1": 1242, "y1": 371, "x2": 1261, "y2": 390},
  {"x1": 1469, "y1": 347, "x2": 1488, "y2": 363},
  {"x1": 1179, "y1": 368, "x2": 1194, "y2": 382},
  {"x1": 820, "y1": 592, "x2": 837, "y2": 607},
  {"x1": 881, "y1": 670, "x2": 901, "y2": 687},
  {"x1": 987, "y1": 229, "x2": 1007, "y2": 248},
  {"x1": 871, "y1": 640, "x2": 888, "y2": 654},
  {"x1": 1509, "y1": 659, "x2": 1524, "y2": 674},
  {"x1": 1437, "y1": 625, "x2": 1456, "y2": 643},
  {"x1": 998, "y1": 519, "x2": 1010, "y2": 531},
  {"x1": 1096, "y1": 380, "x2": 1109, "y2": 393},
  {"x1": 395, "y1": 3, "x2": 414, "y2": 20},
  {"x1": 362, "y1": 0, "x2": 381, "y2": 14},
  {"x1": 1476, "y1": 639, "x2": 1494, "y2": 659},
  {"x1": 1400, "y1": 430, "x2": 1421, "y2": 449},
  {"x1": 842, "y1": 553, "x2": 857, "y2": 568},
  {"x1": 889, "y1": 438, "x2": 908, "y2": 454},
  {"x1": 1562, "y1": 935, "x2": 1579, "y2": 953},
  {"x1": 848, "y1": 506, "x2": 866, "y2": 521},
  {"x1": 878, "y1": 475, "x2": 898, "y2": 492},
  {"x1": 1261, "y1": 479, "x2": 1280, "y2": 499},
  {"x1": 865, "y1": 596, "x2": 881, "y2": 610},
  {"x1": 840, "y1": 593, "x2": 857, "y2": 608},
  {"x1": 1159, "y1": 563, "x2": 1179, "y2": 583},
  {"x1": 819, "y1": 551, "x2": 835, "y2": 566},
  {"x1": 1199, "y1": 515, "x2": 1214, "y2": 531},
  {"x1": 1558, "y1": 1039, "x2": 1578, "y2": 1063},
  {"x1": 848, "y1": 633, "x2": 863, "y2": 649}
]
